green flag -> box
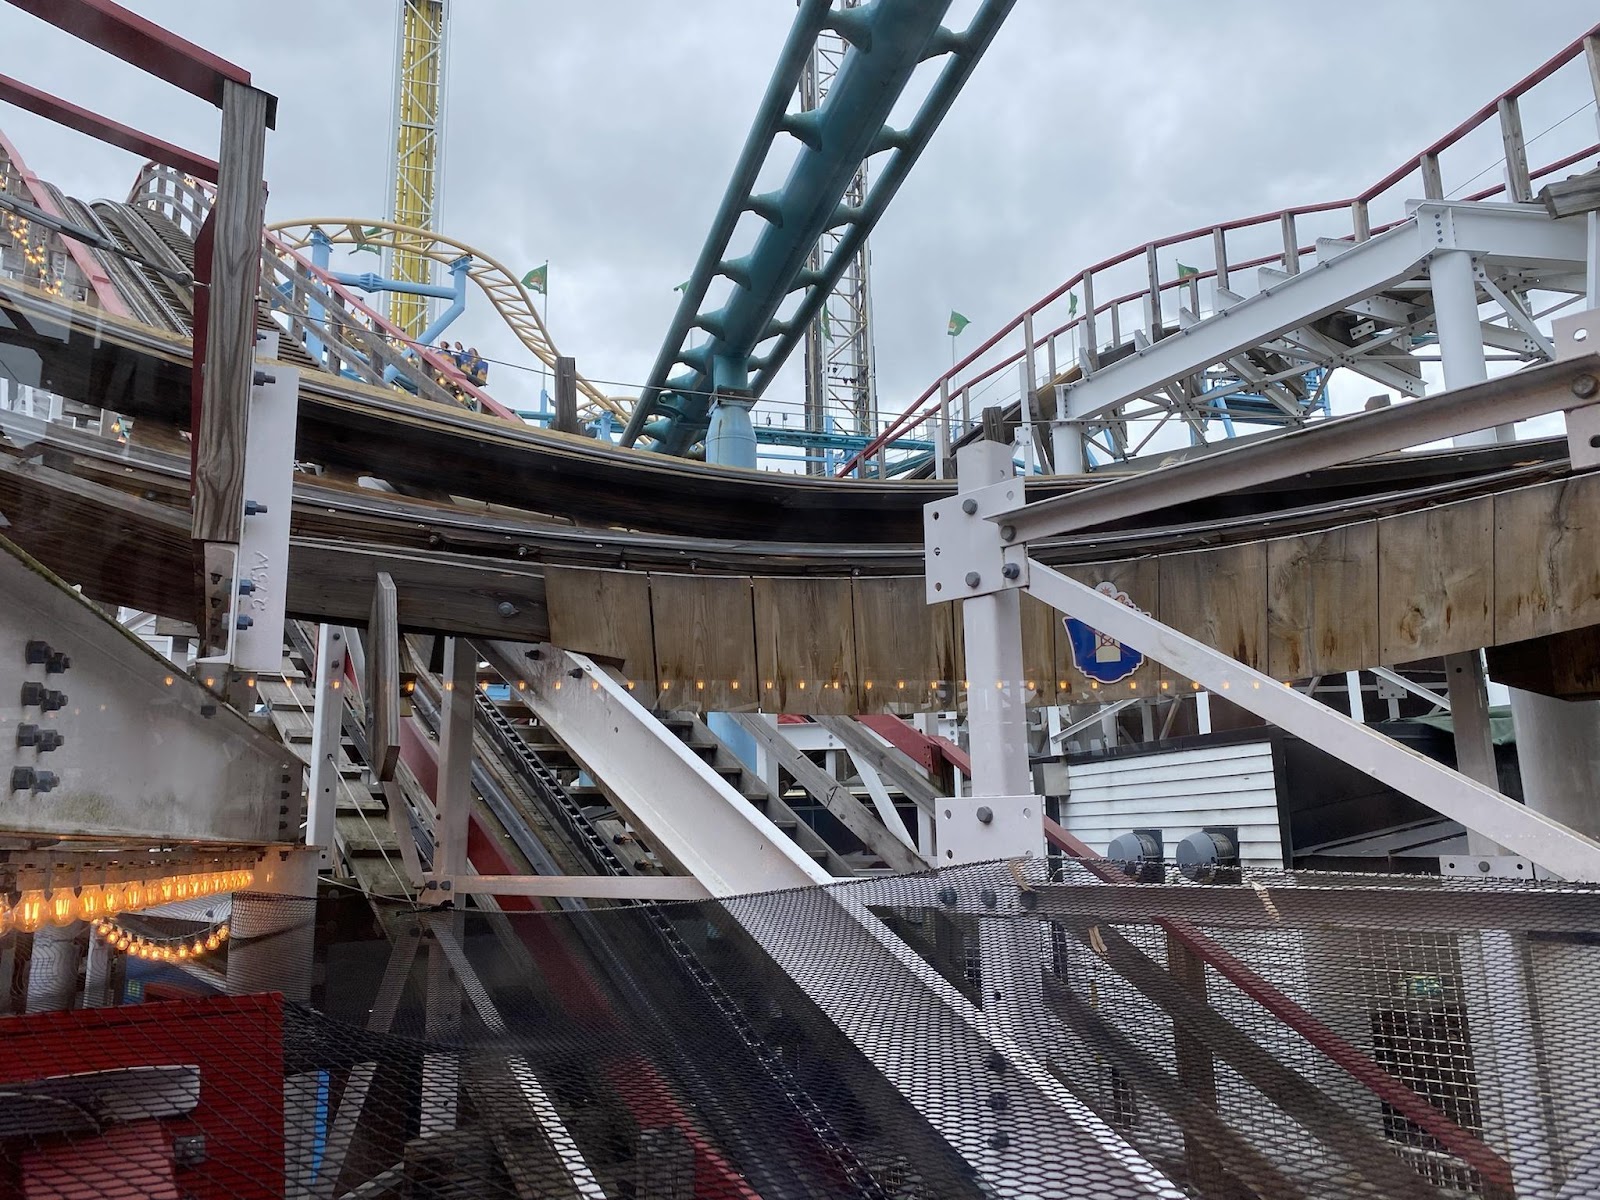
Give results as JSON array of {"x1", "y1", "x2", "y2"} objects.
[
  {"x1": 947, "y1": 310, "x2": 970, "y2": 337},
  {"x1": 522, "y1": 263, "x2": 548, "y2": 295},
  {"x1": 1176, "y1": 262, "x2": 1200, "y2": 279},
  {"x1": 673, "y1": 280, "x2": 690, "y2": 293},
  {"x1": 1068, "y1": 292, "x2": 1079, "y2": 318},
  {"x1": 821, "y1": 306, "x2": 831, "y2": 342}
]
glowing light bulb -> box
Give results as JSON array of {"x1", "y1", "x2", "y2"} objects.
[
  {"x1": 156, "y1": 877, "x2": 177, "y2": 904},
  {"x1": 103, "y1": 882, "x2": 125, "y2": 916},
  {"x1": 174, "y1": 876, "x2": 192, "y2": 901},
  {"x1": 205, "y1": 934, "x2": 220, "y2": 951},
  {"x1": 191, "y1": 939, "x2": 205, "y2": 956},
  {"x1": 47, "y1": 887, "x2": 77, "y2": 927},
  {"x1": 122, "y1": 880, "x2": 146, "y2": 911},
  {"x1": 114, "y1": 934, "x2": 130, "y2": 951},
  {"x1": 78, "y1": 885, "x2": 105, "y2": 922},
  {"x1": 217, "y1": 924, "x2": 230, "y2": 941},
  {"x1": 177, "y1": 944, "x2": 189, "y2": 959},
  {"x1": 14, "y1": 890, "x2": 47, "y2": 933}
]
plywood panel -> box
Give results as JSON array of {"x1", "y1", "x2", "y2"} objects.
[
  {"x1": 852, "y1": 577, "x2": 958, "y2": 713},
  {"x1": 545, "y1": 567, "x2": 657, "y2": 690},
  {"x1": 648, "y1": 574, "x2": 756, "y2": 712},
  {"x1": 1266, "y1": 524, "x2": 1378, "y2": 680},
  {"x1": 1494, "y1": 474, "x2": 1600, "y2": 644},
  {"x1": 1052, "y1": 558, "x2": 1160, "y2": 703},
  {"x1": 753, "y1": 577, "x2": 857, "y2": 714},
  {"x1": 1377, "y1": 496, "x2": 1493, "y2": 663},
  {"x1": 1158, "y1": 543, "x2": 1269, "y2": 683}
]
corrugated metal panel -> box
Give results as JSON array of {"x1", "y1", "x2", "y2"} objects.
[{"x1": 1062, "y1": 741, "x2": 1284, "y2": 867}]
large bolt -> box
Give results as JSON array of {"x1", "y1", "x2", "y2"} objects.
[
  {"x1": 1001, "y1": 563, "x2": 1021, "y2": 581},
  {"x1": 24, "y1": 640, "x2": 50, "y2": 666},
  {"x1": 20, "y1": 682, "x2": 46, "y2": 708},
  {"x1": 976, "y1": 805, "x2": 994, "y2": 824},
  {"x1": 980, "y1": 887, "x2": 998, "y2": 909},
  {"x1": 961, "y1": 498, "x2": 978, "y2": 515},
  {"x1": 1572, "y1": 374, "x2": 1599, "y2": 400},
  {"x1": 497, "y1": 601, "x2": 519, "y2": 618},
  {"x1": 936, "y1": 886, "x2": 958, "y2": 908},
  {"x1": 1000, "y1": 524, "x2": 1016, "y2": 542},
  {"x1": 45, "y1": 652, "x2": 70, "y2": 674},
  {"x1": 40, "y1": 690, "x2": 67, "y2": 712},
  {"x1": 965, "y1": 571, "x2": 981, "y2": 588}
]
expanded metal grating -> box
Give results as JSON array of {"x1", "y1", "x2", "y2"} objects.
[{"x1": 2, "y1": 861, "x2": 1599, "y2": 1198}]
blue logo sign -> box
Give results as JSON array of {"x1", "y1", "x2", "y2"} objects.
[{"x1": 1063, "y1": 583, "x2": 1145, "y2": 684}]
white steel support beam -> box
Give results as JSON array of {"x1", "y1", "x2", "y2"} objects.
[
  {"x1": 434, "y1": 638, "x2": 474, "y2": 880},
  {"x1": 421, "y1": 874, "x2": 710, "y2": 900},
  {"x1": 479, "y1": 641, "x2": 825, "y2": 895},
  {"x1": 942, "y1": 442, "x2": 1043, "y2": 863},
  {"x1": 1061, "y1": 218, "x2": 1430, "y2": 423},
  {"x1": 1024, "y1": 563, "x2": 1600, "y2": 881},
  {"x1": 306, "y1": 624, "x2": 349, "y2": 867}
]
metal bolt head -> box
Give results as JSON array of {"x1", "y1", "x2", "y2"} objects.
[
  {"x1": 988, "y1": 1132, "x2": 1011, "y2": 1151},
  {"x1": 1000, "y1": 524, "x2": 1016, "y2": 542},
  {"x1": 975, "y1": 805, "x2": 994, "y2": 824},
  {"x1": 1478, "y1": 859, "x2": 1492, "y2": 873},
  {"x1": 1001, "y1": 563, "x2": 1021, "y2": 581},
  {"x1": 965, "y1": 571, "x2": 981, "y2": 588},
  {"x1": 936, "y1": 886, "x2": 958, "y2": 907},
  {"x1": 988, "y1": 1091, "x2": 1010, "y2": 1111},
  {"x1": 497, "y1": 601, "x2": 519, "y2": 618},
  {"x1": 961, "y1": 498, "x2": 978, "y2": 515},
  {"x1": 979, "y1": 887, "x2": 998, "y2": 909},
  {"x1": 1573, "y1": 374, "x2": 1599, "y2": 400}
]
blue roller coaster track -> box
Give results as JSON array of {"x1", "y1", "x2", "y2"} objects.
[{"x1": 621, "y1": 0, "x2": 1017, "y2": 459}]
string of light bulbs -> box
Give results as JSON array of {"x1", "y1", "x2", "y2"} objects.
[
  {"x1": 1, "y1": 864, "x2": 257, "y2": 936},
  {"x1": 92, "y1": 918, "x2": 230, "y2": 964}
]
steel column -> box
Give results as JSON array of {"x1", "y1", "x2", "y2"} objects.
[{"x1": 306, "y1": 624, "x2": 348, "y2": 866}]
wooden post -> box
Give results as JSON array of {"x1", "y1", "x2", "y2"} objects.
[
  {"x1": 1081, "y1": 270, "x2": 1099, "y2": 371},
  {"x1": 1420, "y1": 152, "x2": 1445, "y2": 201},
  {"x1": 1350, "y1": 199, "x2": 1371, "y2": 243},
  {"x1": 553, "y1": 356, "x2": 579, "y2": 435},
  {"x1": 1211, "y1": 227, "x2": 1229, "y2": 289},
  {"x1": 1499, "y1": 95, "x2": 1533, "y2": 204},
  {"x1": 1144, "y1": 244, "x2": 1164, "y2": 340},
  {"x1": 1165, "y1": 928, "x2": 1226, "y2": 1196},
  {"x1": 193, "y1": 79, "x2": 270, "y2": 544},
  {"x1": 1280, "y1": 212, "x2": 1300, "y2": 275}
]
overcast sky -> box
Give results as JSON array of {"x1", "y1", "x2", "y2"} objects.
[{"x1": 3, "y1": 2, "x2": 1598, "y2": 425}]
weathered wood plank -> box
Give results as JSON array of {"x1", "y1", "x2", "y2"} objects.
[
  {"x1": 1537, "y1": 167, "x2": 1600, "y2": 219},
  {"x1": 753, "y1": 577, "x2": 857, "y2": 714},
  {"x1": 852, "y1": 576, "x2": 957, "y2": 713},
  {"x1": 1378, "y1": 496, "x2": 1494, "y2": 662},
  {"x1": 1158, "y1": 543, "x2": 1268, "y2": 679},
  {"x1": 1266, "y1": 524, "x2": 1378, "y2": 679},
  {"x1": 1487, "y1": 627, "x2": 1600, "y2": 701},
  {"x1": 367, "y1": 571, "x2": 400, "y2": 781},
  {"x1": 648, "y1": 573, "x2": 755, "y2": 712},
  {"x1": 193, "y1": 80, "x2": 270, "y2": 543},
  {"x1": 545, "y1": 566, "x2": 656, "y2": 690},
  {"x1": 1054, "y1": 558, "x2": 1160, "y2": 702},
  {"x1": 1493, "y1": 473, "x2": 1600, "y2": 644}
]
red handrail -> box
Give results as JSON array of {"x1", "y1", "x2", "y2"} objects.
[{"x1": 841, "y1": 21, "x2": 1600, "y2": 476}]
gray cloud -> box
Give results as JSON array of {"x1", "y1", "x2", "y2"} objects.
[{"x1": 3, "y1": 2, "x2": 1596, "y2": 422}]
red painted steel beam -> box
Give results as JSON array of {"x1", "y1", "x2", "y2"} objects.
[
  {"x1": 2, "y1": 0, "x2": 274, "y2": 126},
  {"x1": 1041, "y1": 818, "x2": 1515, "y2": 1189},
  {"x1": 0, "y1": 72, "x2": 218, "y2": 182}
]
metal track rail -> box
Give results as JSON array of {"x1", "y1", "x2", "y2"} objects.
[{"x1": 464, "y1": 686, "x2": 890, "y2": 1197}]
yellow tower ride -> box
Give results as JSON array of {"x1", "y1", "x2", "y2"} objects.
[{"x1": 388, "y1": 0, "x2": 448, "y2": 339}]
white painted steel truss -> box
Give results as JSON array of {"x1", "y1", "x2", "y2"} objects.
[
  {"x1": 927, "y1": 323, "x2": 1600, "y2": 880},
  {"x1": 1056, "y1": 202, "x2": 1593, "y2": 465}
]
